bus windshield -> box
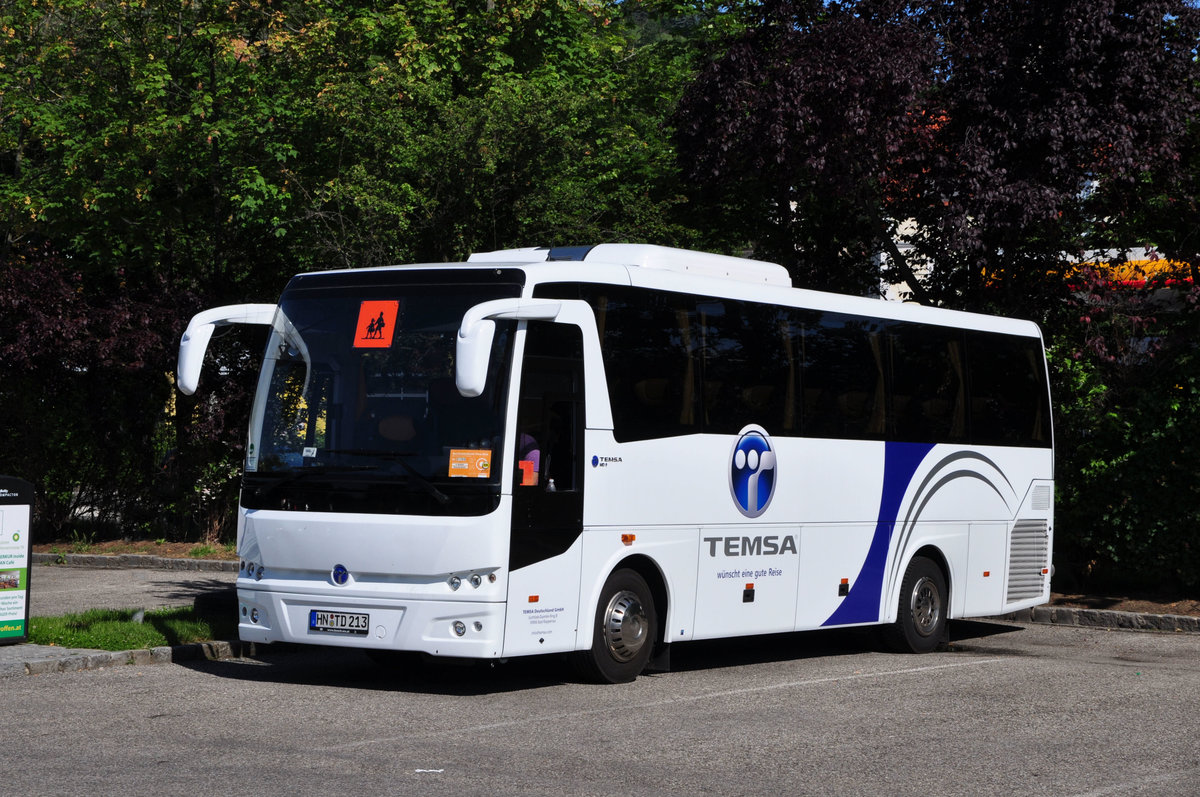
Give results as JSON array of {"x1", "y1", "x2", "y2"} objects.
[{"x1": 242, "y1": 270, "x2": 521, "y2": 516}]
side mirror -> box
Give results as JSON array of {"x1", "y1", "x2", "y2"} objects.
[
  {"x1": 177, "y1": 304, "x2": 276, "y2": 395},
  {"x1": 456, "y1": 299, "x2": 561, "y2": 397}
]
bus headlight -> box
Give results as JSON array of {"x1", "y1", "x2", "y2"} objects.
[
  {"x1": 448, "y1": 576, "x2": 461, "y2": 590},
  {"x1": 452, "y1": 621, "x2": 466, "y2": 637}
]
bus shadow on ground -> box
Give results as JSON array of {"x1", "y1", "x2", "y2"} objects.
[
  {"x1": 663, "y1": 618, "x2": 1023, "y2": 674},
  {"x1": 185, "y1": 619, "x2": 1024, "y2": 695},
  {"x1": 185, "y1": 646, "x2": 579, "y2": 696}
]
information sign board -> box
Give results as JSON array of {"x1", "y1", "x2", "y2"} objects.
[{"x1": 0, "y1": 476, "x2": 33, "y2": 645}]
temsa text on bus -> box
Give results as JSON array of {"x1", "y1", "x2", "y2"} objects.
[{"x1": 704, "y1": 535, "x2": 798, "y2": 557}]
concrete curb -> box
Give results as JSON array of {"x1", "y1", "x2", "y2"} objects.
[
  {"x1": 9, "y1": 603, "x2": 1197, "y2": 679},
  {"x1": 0, "y1": 640, "x2": 272, "y2": 679},
  {"x1": 31, "y1": 552, "x2": 238, "y2": 572},
  {"x1": 9, "y1": 553, "x2": 1199, "y2": 678},
  {"x1": 2, "y1": 556, "x2": 247, "y2": 677},
  {"x1": 8, "y1": 605, "x2": 1197, "y2": 679},
  {"x1": 994, "y1": 605, "x2": 1200, "y2": 634}
]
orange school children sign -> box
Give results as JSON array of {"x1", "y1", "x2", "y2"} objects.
[{"x1": 354, "y1": 301, "x2": 399, "y2": 348}]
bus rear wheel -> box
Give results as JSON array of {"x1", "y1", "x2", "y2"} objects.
[
  {"x1": 884, "y1": 556, "x2": 948, "y2": 654},
  {"x1": 575, "y1": 568, "x2": 658, "y2": 684}
]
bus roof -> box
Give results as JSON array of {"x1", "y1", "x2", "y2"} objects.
[
  {"x1": 467, "y1": 244, "x2": 793, "y2": 287},
  {"x1": 298, "y1": 244, "x2": 1043, "y2": 339}
]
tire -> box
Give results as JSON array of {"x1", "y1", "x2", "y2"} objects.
[
  {"x1": 574, "y1": 569, "x2": 658, "y2": 684},
  {"x1": 884, "y1": 556, "x2": 948, "y2": 654}
]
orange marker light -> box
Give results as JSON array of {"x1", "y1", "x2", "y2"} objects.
[
  {"x1": 528, "y1": 595, "x2": 539, "y2": 603},
  {"x1": 621, "y1": 534, "x2": 636, "y2": 546},
  {"x1": 745, "y1": 583, "x2": 754, "y2": 590},
  {"x1": 983, "y1": 571, "x2": 991, "y2": 577}
]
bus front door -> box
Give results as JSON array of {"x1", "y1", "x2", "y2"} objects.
[{"x1": 503, "y1": 322, "x2": 585, "y2": 656}]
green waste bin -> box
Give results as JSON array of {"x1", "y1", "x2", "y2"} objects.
[{"x1": 0, "y1": 476, "x2": 33, "y2": 645}]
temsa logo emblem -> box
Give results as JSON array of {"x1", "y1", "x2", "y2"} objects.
[{"x1": 729, "y1": 425, "x2": 776, "y2": 518}]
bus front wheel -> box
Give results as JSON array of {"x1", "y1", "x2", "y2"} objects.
[
  {"x1": 884, "y1": 556, "x2": 948, "y2": 654},
  {"x1": 576, "y1": 568, "x2": 658, "y2": 684}
]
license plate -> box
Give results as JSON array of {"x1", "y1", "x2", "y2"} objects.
[{"x1": 309, "y1": 610, "x2": 369, "y2": 635}]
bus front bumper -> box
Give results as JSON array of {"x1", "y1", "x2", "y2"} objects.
[{"x1": 236, "y1": 587, "x2": 506, "y2": 658}]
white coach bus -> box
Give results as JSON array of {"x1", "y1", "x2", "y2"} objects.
[{"x1": 177, "y1": 244, "x2": 1053, "y2": 682}]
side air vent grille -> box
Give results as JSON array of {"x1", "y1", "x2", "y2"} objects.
[
  {"x1": 1031, "y1": 485, "x2": 1052, "y2": 511},
  {"x1": 1007, "y1": 519, "x2": 1049, "y2": 602}
]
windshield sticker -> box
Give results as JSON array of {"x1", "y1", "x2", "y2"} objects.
[
  {"x1": 449, "y1": 449, "x2": 492, "y2": 478},
  {"x1": 354, "y1": 300, "x2": 399, "y2": 348}
]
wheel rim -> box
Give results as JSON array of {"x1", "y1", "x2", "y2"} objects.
[
  {"x1": 909, "y1": 575, "x2": 942, "y2": 637},
  {"x1": 602, "y1": 589, "x2": 648, "y2": 662}
]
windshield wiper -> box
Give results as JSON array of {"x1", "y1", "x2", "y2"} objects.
[
  {"x1": 243, "y1": 464, "x2": 378, "y2": 493},
  {"x1": 323, "y1": 449, "x2": 450, "y2": 505}
]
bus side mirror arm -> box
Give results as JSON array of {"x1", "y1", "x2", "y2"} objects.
[
  {"x1": 456, "y1": 299, "x2": 562, "y2": 397},
  {"x1": 177, "y1": 304, "x2": 277, "y2": 395}
]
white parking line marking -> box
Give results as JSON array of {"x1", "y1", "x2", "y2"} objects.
[{"x1": 331, "y1": 656, "x2": 1004, "y2": 752}]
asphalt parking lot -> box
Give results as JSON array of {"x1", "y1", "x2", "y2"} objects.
[
  {"x1": 2, "y1": 611, "x2": 1198, "y2": 796},
  {"x1": 24, "y1": 559, "x2": 237, "y2": 617}
]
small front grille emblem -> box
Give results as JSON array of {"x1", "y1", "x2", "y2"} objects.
[{"x1": 331, "y1": 564, "x2": 350, "y2": 586}]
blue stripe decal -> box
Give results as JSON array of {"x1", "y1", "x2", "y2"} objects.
[{"x1": 822, "y1": 441, "x2": 934, "y2": 627}]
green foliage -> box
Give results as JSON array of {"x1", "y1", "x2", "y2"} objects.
[
  {"x1": 1049, "y1": 277, "x2": 1200, "y2": 593},
  {"x1": 27, "y1": 607, "x2": 236, "y2": 650},
  {"x1": 5, "y1": 0, "x2": 1199, "y2": 595},
  {"x1": 68, "y1": 528, "x2": 97, "y2": 554},
  {"x1": 185, "y1": 542, "x2": 233, "y2": 559},
  {"x1": 674, "y1": 0, "x2": 1200, "y2": 308},
  {"x1": 2, "y1": 0, "x2": 738, "y2": 542},
  {"x1": 281, "y1": 0, "x2": 725, "y2": 265},
  {"x1": 675, "y1": 0, "x2": 1200, "y2": 592}
]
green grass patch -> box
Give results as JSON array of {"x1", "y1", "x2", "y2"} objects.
[
  {"x1": 186, "y1": 542, "x2": 236, "y2": 559},
  {"x1": 68, "y1": 528, "x2": 96, "y2": 553},
  {"x1": 28, "y1": 607, "x2": 237, "y2": 651}
]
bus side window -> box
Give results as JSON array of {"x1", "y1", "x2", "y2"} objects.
[
  {"x1": 890, "y1": 323, "x2": 967, "y2": 444},
  {"x1": 800, "y1": 313, "x2": 887, "y2": 440},
  {"x1": 966, "y1": 332, "x2": 1050, "y2": 447}
]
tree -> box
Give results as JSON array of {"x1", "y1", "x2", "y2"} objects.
[
  {"x1": 0, "y1": 0, "x2": 739, "y2": 540},
  {"x1": 1, "y1": 0, "x2": 314, "y2": 537},
  {"x1": 906, "y1": 0, "x2": 1200, "y2": 311},
  {"x1": 675, "y1": 0, "x2": 938, "y2": 295},
  {"x1": 674, "y1": 0, "x2": 1200, "y2": 593},
  {"x1": 674, "y1": 0, "x2": 1200, "y2": 311},
  {"x1": 1051, "y1": 269, "x2": 1200, "y2": 592},
  {"x1": 0, "y1": 243, "x2": 179, "y2": 535},
  {"x1": 283, "y1": 0, "x2": 747, "y2": 265}
]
